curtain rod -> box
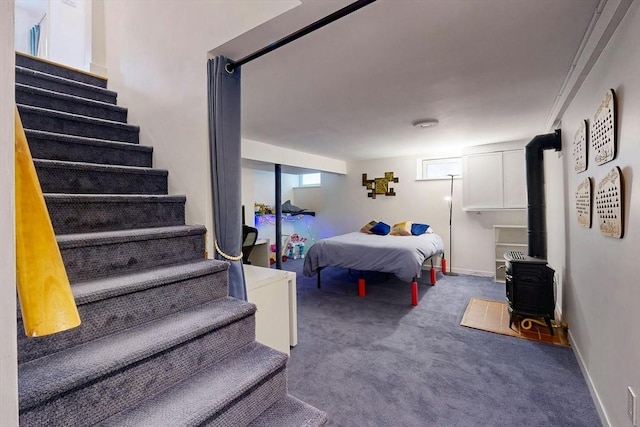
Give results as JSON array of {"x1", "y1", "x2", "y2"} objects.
[{"x1": 225, "y1": 0, "x2": 377, "y2": 73}]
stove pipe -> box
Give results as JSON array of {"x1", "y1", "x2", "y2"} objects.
[{"x1": 525, "y1": 129, "x2": 562, "y2": 259}]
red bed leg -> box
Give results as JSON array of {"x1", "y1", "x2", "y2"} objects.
[
  {"x1": 358, "y1": 278, "x2": 366, "y2": 297},
  {"x1": 441, "y1": 257, "x2": 447, "y2": 274},
  {"x1": 430, "y1": 267, "x2": 437, "y2": 285},
  {"x1": 411, "y1": 281, "x2": 418, "y2": 306}
]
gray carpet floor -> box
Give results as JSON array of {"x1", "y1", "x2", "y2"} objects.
[{"x1": 280, "y1": 259, "x2": 601, "y2": 427}]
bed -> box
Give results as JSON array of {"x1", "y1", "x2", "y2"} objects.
[{"x1": 303, "y1": 231, "x2": 445, "y2": 306}]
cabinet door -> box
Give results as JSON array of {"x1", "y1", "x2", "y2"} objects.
[
  {"x1": 502, "y1": 149, "x2": 526, "y2": 208},
  {"x1": 463, "y1": 152, "x2": 503, "y2": 210}
]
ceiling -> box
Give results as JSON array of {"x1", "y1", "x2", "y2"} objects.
[{"x1": 212, "y1": 0, "x2": 601, "y2": 162}]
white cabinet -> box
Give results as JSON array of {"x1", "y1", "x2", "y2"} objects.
[
  {"x1": 502, "y1": 150, "x2": 527, "y2": 208},
  {"x1": 244, "y1": 265, "x2": 297, "y2": 355},
  {"x1": 494, "y1": 225, "x2": 527, "y2": 282},
  {"x1": 462, "y1": 149, "x2": 526, "y2": 210}
]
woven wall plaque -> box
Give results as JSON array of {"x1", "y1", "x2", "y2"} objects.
[
  {"x1": 575, "y1": 177, "x2": 591, "y2": 228},
  {"x1": 595, "y1": 166, "x2": 624, "y2": 238},
  {"x1": 591, "y1": 89, "x2": 616, "y2": 165},
  {"x1": 573, "y1": 120, "x2": 587, "y2": 173}
]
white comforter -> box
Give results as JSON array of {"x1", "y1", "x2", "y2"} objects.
[{"x1": 303, "y1": 232, "x2": 444, "y2": 282}]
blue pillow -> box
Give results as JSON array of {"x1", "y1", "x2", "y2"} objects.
[
  {"x1": 411, "y1": 223, "x2": 430, "y2": 236},
  {"x1": 370, "y1": 221, "x2": 391, "y2": 235}
]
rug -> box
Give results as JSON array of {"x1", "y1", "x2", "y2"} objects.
[{"x1": 460, "y1": 297, "x2": 569, "y2": 347}]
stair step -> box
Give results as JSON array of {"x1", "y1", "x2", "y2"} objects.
[
  {"x1": 17, "y1": 260, "x2": 230, "y2": 363},
  {"x1": 248, "y1": 395, "x2": 328, "y2": 427},
  {"x1": 57, "y1": 225, "x2": 206, "y2": 282},
  {"x1": 35, "y1": 159, "x2": 167, "y2": 195},
  {"x1": 45, "y1": 193, "x2": 185, "y2": 233},
  {"x1": 25, "y1": 130, "x2": 152, "y2": 167},
  {"x1": 18, "y1": 104, "x2": 139, "y2": 143},
  {"x1": 19, "y1": 299, "x2": 258, "y2": 426},
  {"x1": 16, "y1": 66, "x2": 116, "y2": 103},
  {"x1": 97, "y1": 342, "x2": 288, "y2": 427},
  {"x1": 16, "y1": 52, "x2": 108, "y2": 88},
  {"x1": 17, "y1": 83, "x2": 128, "y2": 122}
]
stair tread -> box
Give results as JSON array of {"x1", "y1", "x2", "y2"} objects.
[
  {"x1": 71, "y1": 259, "x2": 228, "y2": 305},
  {"x1": 44, "y1": 193, "x2": 186, "y2": 203},
  {"x1": 17, "y1": 104, "x2": 139, "y2": 131},
  {"x1": 19, "y1": 298, "x2": 257, "y2": 409},
  {"x1": 16, "y1": 66, "x2": 116, "y2": 96},
  {"x1": 16, "y1": 52, "x2": 108, "y2": 87},
  {"x1": 34, "y1": 158, "x2": 167, "y2": 174},
  {"x1": 16, "y1": 83, "x2": 127, "y2": 112},
  {"x1": 15, "y1": 259, "x2": 223, "y2": 320},
  {"x1": 97, "y1": 342, "x2": 288, "y2": 427},
  {"x1": 25, "y1": 129, "x2": 152, "y2": 152},
  {"x1": 248, "y1": 395, "x2": 328, "y2": 427},
  {"x1": 56, "y1": 224, "x2": 207, "y2": 248}
]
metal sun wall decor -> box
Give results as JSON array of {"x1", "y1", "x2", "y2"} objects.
[
  {"x1": 362, "y1": 172, "x2": 398, "y2": 199},
  {"x1": 591, "y1": 89, "x2": 617, "y2": 165}
]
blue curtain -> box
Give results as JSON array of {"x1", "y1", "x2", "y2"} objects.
[
  {"x1": 29, "y1": 24, "x2": 40, "y2": 56},
  {"x1": 207, "y1": 56, "x2": 246, "y2": 300}
]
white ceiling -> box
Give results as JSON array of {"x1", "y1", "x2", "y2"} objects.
[{"x1": 212, "y1": 0, "x2": 601, "y2": 161}]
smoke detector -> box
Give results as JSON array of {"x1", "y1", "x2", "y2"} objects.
[{"x1": 413, "y1": 119, "x2": 439, "y2": 128}]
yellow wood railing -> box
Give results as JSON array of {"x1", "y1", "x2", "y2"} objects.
[{"x1": 15, "y1": 107, "x2": 80, "y2": 337}]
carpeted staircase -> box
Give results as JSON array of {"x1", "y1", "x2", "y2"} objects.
[{"x1": 15, "y1": 52, "x2": 327, "y2": 427}]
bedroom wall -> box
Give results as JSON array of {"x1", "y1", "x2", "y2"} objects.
[
  {"x1": 294, "y1": 155, "x2": 526, "y2": 276},
  {"x1": 546, "y1": 2, "x2": 639, "y2": 426},
  {"x1": 101, "y1": 0, "x2": 300, "y2": 254}
]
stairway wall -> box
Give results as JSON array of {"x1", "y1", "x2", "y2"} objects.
[{"x1": 1, "y1": 0, "x2": 18, "y2": 423}]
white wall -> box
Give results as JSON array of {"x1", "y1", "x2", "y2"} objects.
[
  {"x1": 1, "y1": 1, "x2": 19, "y2": 424},
  {"x1": 243, "y1": 138, "x2": 346, "y2": 174},
  {"x1": 546, "y1": 2, "x2": 639, "y2": 425},
  {"x1": 47, "y1": 0, "x2": 87, "y2": 69},
  {"x1": 294, "y1": 155, "x2": 526, "y2": 275},
  {"x1": 101, "y1": 0, "x2": 300, "y2": 254}
]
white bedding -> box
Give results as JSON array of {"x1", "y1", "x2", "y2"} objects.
[{"x1": 303, "y1": 231, "x2": 444, "y2": 282}]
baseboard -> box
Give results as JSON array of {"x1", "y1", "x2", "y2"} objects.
[
  {"x1": 452, "y1": 268, "x2": 494, "y2": 277},
  {"x1": 568, "y1": 329, "x2": 611, "y2": 427}
]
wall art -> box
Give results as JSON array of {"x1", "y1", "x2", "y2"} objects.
[
  {"x1": 591, "y1": 89, "x2": 616, "y2": 166},
  {"x1": 573, "y1": 120, "x2": 588, "y2": 173},
  {"x1": 595, "y1": 166, "x2": 624, "y2": 238},
  {"x1": 575, "y1": 177, "x2": 591, "y2": 228},
  {"x1": 362, "y1": 172, "x2": 398, "y2": 199}
]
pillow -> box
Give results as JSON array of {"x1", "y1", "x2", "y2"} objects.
[
  {"x1": 360, "y1": 220, "x2": 378, "y2": 234},
  {"x1": 390, "y1": 221, "x2": 413, "y2": 236},
  {"x1": 369, "y1": 221, "x2": 391, "y2": 236},
  {"x1": 411, "y1": 223, "x2": 431, "y2": 236}
]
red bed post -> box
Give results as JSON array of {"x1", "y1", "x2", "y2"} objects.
[
  {"x1": 430, "y1": 267, "x2": 437, "y2": 285},
  {"x1": 411, "y1": 281, "x2": 418, "y2": 306},
  {"x1": 358, "y1": 278, "x2": 366, "y2": 297},
  {"x1": 441, "y1": 257, "x2": 447, "y2": 274}
]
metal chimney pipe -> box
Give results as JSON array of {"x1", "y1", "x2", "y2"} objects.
[{"x1": 525, "y1": 129, "x2": 561, "y2": 259}]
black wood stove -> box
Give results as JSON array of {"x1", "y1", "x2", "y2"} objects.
[
  {"x1": 505, "y1": 130, "x2": 562, "y2": 335},
  {"x1": 504, "y1": 251, "x2": 555, "y2": 334}
]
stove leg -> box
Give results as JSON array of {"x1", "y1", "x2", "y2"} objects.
[{"x1": 544, "y1": 315, "x2": 554, "y2": 336}]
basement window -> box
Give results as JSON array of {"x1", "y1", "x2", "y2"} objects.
[
  {"x1": 417, "y1": 157, "x2": 462, "y2": 180},
  {"x1": 299, "y1": 173, "x2": 321, "y2": 187}
]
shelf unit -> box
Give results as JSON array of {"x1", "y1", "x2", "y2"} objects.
[{"x1": 494, "y1": 225, "x2": 527, "y2": 282}]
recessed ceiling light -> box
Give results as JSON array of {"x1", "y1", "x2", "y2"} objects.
[{"x1": 413, "y1": 119, "x2": 439, "y2": 128}]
